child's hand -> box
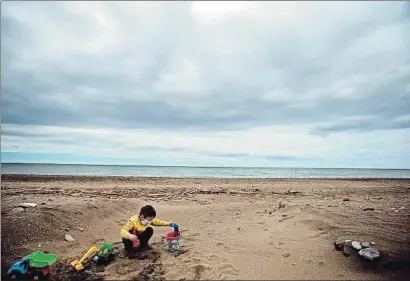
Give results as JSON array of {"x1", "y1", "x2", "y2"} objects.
[
  {"x1": 170, "y1": 223, "x2": 179, "y2": 228},
  {"x1": 128, "y1": 234, "x2": 138, "y2": 241}
]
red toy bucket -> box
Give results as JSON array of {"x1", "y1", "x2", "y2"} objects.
[{"x1": 165, "y1": 231, "x2": 181, "y2": 252}]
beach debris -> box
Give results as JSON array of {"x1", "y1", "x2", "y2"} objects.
[
  {"x1": 343, "y1": 198, "x2": 350, "y2": 201},
  {"x1": 278, "y1": 201, "x2": 286, "y2": 209},
  {"x1": 283, "y1": 253, "x2": 291, "y2": 258},
  {"x1": 359, "y1": 247, "x2": 380, "y2": 261},
  {"x1": 394, "y1": 210, "x2": 399, "y2": 213},
  {"x1": 65, "y1": 234, "x2": 75, "y2": 242},
  {"x1": 278, "y1": 218, "x2": 285, "y2": 222},
  {"x1": 200, "y1": 200, "x2": 211, "y2": 205},
  {"x1": 370, "y1": 241, "x2": 376, "y2": 245},
  {"x1": 79, "y1": 228, "x2": 84, "y2": 232},
  {"x1": 237, "y1": 227, "x2": 241, "y2": 230},
  {"x1": 11, "y1": 207, "x2": 25, "y2": 213},
  {"x1": 345, "y1": 239, "x2": 352, "y2": 243},
  {"x1": 334, "y1": 241, "x2": 345, "y2": 251},
  {"x1": 19, "y1": 203, "x2": 37, "y2": 208},
  {"x1": 236, "y1": 219, "x2": 240, "y2": 223},
  {"x1": 352, "y1": 241, "x2": 362, "y2": 250},
  {"x1": 269, "y1": 211, "x2": 272, "y2": 215},
  {"x1": 282, "y1": 214, "x2": 288, "y2": 217},
  {"x1": 318, "y1": 261, "x2": 324, "y2": 266},
  {"x1": 399, "y1": 206, "x2": 406, "y2": 210},
  {"x1": 285, "y1": 189, "x2": 301, "y2": 196},
  {"x1": 363, "y1": 207, "x2": 375, "y2": 211}
]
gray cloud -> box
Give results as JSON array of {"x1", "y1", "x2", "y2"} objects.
[{"x1": 1, "y1": 1, "x2": 410, "y2": 135}]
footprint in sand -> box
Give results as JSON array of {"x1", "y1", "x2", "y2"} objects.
[
  {"x1": 192, "y1": 264, "x2": 207, "y2": 280},
  {"x1": 220, "y1": 264, "x2": 239, "y2": 275},
  {"x1": 208, "y1": 254, "x2": 227, "y2": 262}
]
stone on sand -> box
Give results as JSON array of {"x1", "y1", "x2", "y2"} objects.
[
  {"x1": 334, "y1": 241, "x2": 345, "y2": 251},
  {"x1": 359, "y1": 247, "x2": 380, "y2": 261},
  {"x1": 65, "y1": 234, "x2": 75, "y2": 242},
  {"x1": 342, "y1": 245, "x2": 356, "y2": 257},
  {"x1": 19, "y1": 203, "x2": 37, "y2": 208},
  {"x1": 283, "y1": 253, "x2": 291, "y2": 258},
  {"x1": 363, "y1": 207, "x2": 375, "y2": 211},
  {"x1": 11, "y1": 207, "x2": 25, "y2": 213},
  {"x1": 351, "y1": 241, "x2": 362, "y2": 250},
  {"x1": 361, "y1": 242, "x2": 370, "y2": 248},
  {"x1": 342, "y1": 198, "x2": 350, "y2": 201}
]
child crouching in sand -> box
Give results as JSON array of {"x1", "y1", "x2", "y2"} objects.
[{"x1": 120, "y1": 205, "x2": 178, "y2": 255}]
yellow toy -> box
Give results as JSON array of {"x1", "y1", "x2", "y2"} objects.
[{"x1": 71, "y1": 246, "x2": 99, "y2": 271}]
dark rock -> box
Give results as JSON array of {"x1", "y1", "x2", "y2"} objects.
[
  {"x1": 334, "y1": 241, "x2": 345, "y2": 251},
  {"x1": 269, "y1": 211, "x2": 272, "y2": 215},
  {"x1": 343, "y1": 198, "x2": 350, "y2": 201},
  {"x1": 363, "y1": 207, "x2": 375, "y2": 211},
  {"x1": 343, "y1": 246, "x2": 355, "y2": 257}
]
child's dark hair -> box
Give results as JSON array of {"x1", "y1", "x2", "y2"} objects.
[{"x1": 139, "y1": 205, "x2": 156, "y2": 218}]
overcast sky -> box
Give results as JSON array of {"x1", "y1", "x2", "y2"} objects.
[{"x1": 2, "y1": 1, "x2": 410, "y2": 168}]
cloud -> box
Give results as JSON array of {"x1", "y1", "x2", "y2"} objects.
[{"x1": 1, "y1": 1, "x2": 410, "y2": 168}]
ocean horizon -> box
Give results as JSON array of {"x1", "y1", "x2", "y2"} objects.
[{"x1": 2, "y1": 163, "x2": 410, "y2": 179}]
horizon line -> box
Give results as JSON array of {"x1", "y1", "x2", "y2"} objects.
[{"x1": 1, "y1": 162, "x2": 409, "y2": 171}]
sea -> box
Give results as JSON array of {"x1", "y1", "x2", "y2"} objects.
[{"x1": 1, "y1": 163, "x2": 410, "y2": 178}]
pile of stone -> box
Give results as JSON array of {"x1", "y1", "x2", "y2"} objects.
[{"x1": 334, "y1": 239, "x2": 381, "y2": 261}]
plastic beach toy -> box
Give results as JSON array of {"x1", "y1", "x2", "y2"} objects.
[
  {"x1": 27, "y1": 251, "x2": 57, "y2": 268},
  {"x1": 8, "y1": 252, "x2": 57, "y2": 280},
  {"x1": 165, "y1": 226, "x2": 181, "y2": 252}
]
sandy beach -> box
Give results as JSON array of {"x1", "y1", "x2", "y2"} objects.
[{"x1": 1, "y1": 175, "x2": 409, "y2": 280}]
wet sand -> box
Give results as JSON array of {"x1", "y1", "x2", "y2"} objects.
[{"x1": 1, "y1": 175, "x2": 410, "y2": 280}]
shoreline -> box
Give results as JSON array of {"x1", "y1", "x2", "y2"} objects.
[
  {"x1": 2, "y1": 174, "x2": 410, "y2": 181},
  {"x1": 3, "y1": 162, "x2": 410, "y2": 170}
]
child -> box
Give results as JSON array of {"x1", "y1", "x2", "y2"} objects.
[{"x1": 120, "y1": 205, "x2": 178, "y2": 254}]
